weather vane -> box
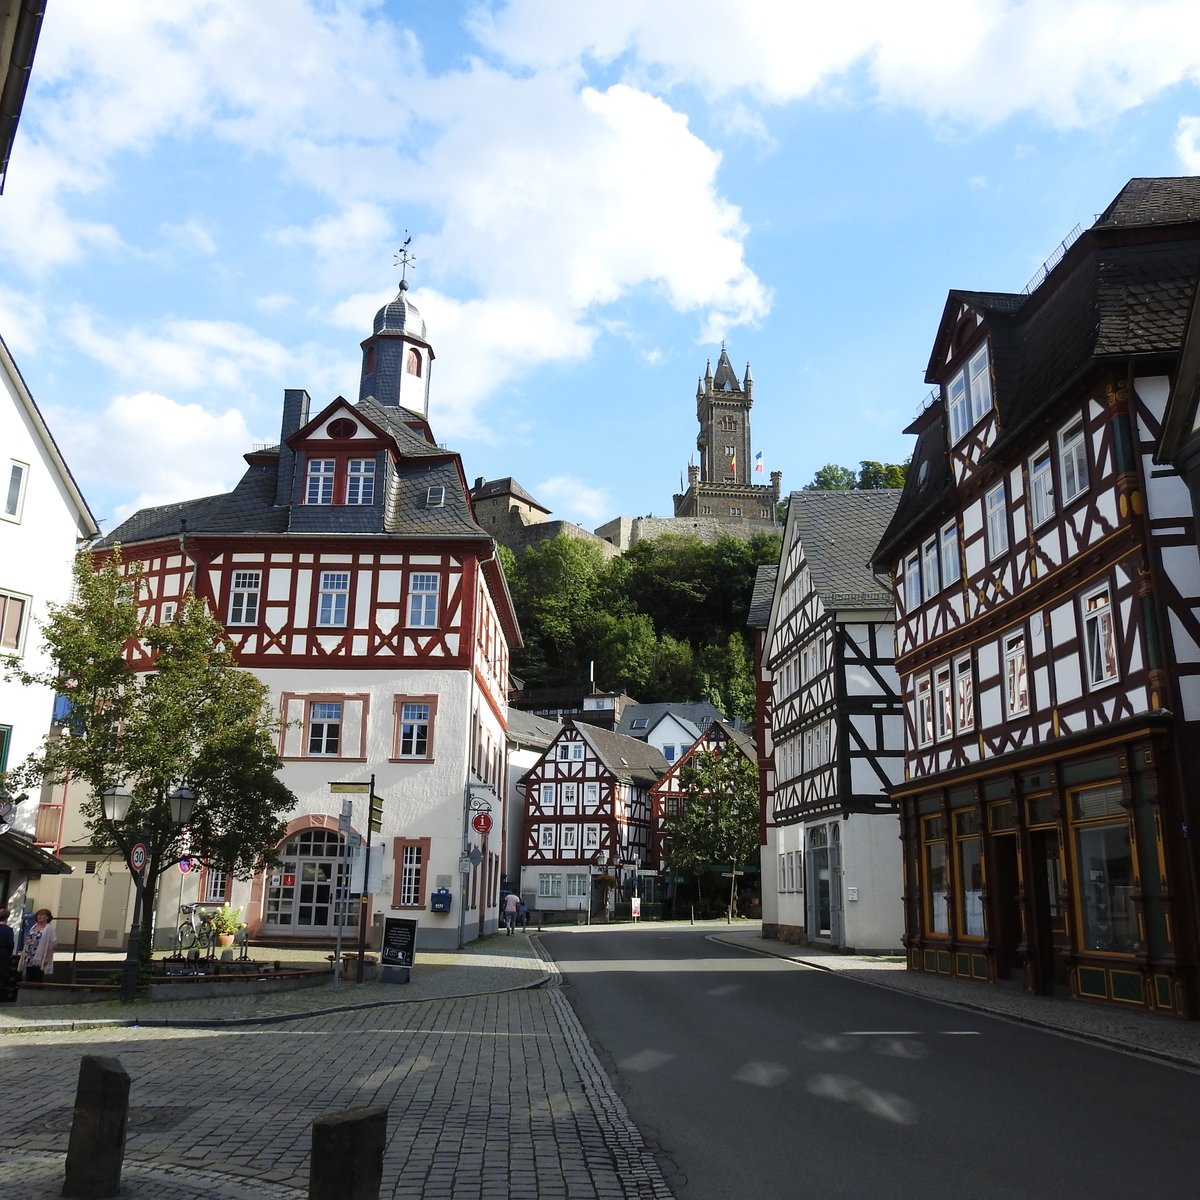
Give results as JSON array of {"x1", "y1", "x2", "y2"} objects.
[{"x1": 395, "y1": 232, "x2": 416, "y2": 287}]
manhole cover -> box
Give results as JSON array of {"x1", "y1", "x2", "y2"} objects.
[{"x1": 40, "y1": 1105, "x2": 199, "y2": 1134}]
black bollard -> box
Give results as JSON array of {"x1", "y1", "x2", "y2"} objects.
[
  {"x1": 61, "y1": 1055, "x2": 130, "y2": 1199},
  {"x1": 309, "y1": 1105, "x2": 388, "y2": 1200}
]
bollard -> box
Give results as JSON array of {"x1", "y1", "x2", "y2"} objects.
[
  {"x1": 309, "y1": 1105, "x2": 388, "y2": 1200},
  {"x1": 62, "y1": 1056, "x2": 130, "y2": 1199}
]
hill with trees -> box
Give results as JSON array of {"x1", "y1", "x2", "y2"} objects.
[{"x1": 499, "y1": 531, "x2": 780, "y2": 721}]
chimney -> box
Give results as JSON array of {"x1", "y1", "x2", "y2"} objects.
[{"x1": 275, "y1": 389, "x2": 311, "y2": 507}]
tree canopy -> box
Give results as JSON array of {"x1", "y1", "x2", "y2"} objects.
[
  {"x1": 501, "y1": 532, "x2": 779, "y2": 719},
  {"x1": 663, "y1": 746, "x2": 760, "y2": 906},
  {"x1": 804, "y1": 460, "x2": 908, "y2": 491},
  {"x1": 6, "y1": 551, "x2": 294, "y2": 975}
]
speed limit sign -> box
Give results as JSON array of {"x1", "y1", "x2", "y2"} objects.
[{"x1": 130, "y1": 843, "x2": 147, "y2": 872}]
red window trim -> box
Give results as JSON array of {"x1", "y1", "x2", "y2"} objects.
[{"x1": 390, "y1": 694, "x2": 438, "y2": 763}]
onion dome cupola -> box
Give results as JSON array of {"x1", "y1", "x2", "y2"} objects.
[{"x1": 358, "y1": 277, "x2": 436, "y2": 416}]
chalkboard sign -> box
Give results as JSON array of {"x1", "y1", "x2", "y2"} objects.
[{"x1": 381, "y1": 917, "x2": 417, "y2": 968}]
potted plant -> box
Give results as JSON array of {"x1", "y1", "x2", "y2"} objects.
[{"x1": 209, "y1": 904, "x2": 243, "y2": 947}]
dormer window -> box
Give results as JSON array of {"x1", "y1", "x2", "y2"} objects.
[
  {"x1": 306, "y1": 459, "x2": 335, "y2": 504},
  {"x1": 947, "y1": 343, "x2": 993, "y2": 444},
  {"x1": 426, "y1": 486, "x2": 445, "y2": 507},
  {"x1": 347, "y1": 459, "x2": 375, "y2": 505}
]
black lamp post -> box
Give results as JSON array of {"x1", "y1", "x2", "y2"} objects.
[{"x1": 100, "y1": 782, "x2": 197, "y2": 1002}]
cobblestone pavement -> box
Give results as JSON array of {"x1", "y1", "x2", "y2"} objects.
[{"x1": 0, "y1": 933, "x2": 672, "y2": 1200}]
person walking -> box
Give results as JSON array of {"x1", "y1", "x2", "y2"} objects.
[
  {"x1": 0, "y1": 908, "x2": 14, "y2": 1001},
  {"x1": 503, "y1": 890, "x2": 520, "y2": 935},
  {"x1": 20, "y1": 908, "x2": 55, "y2": 983}
]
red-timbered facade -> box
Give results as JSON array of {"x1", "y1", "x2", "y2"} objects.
[
  {"x1": 518, "y1": 722, "x2": 666, "y2": 917},
  {"x1": 873, "y1": 178, "x2": 1200, "y2": 1016},
  {"x1": 81, "y1": 283, "x2": 520, "y2": 951}
]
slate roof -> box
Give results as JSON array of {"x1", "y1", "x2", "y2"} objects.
[
  {"x1": 471, "y1": 476, "x2": 550, "y2": 513},
  {"x1": 574, "y1": 723, "x2": 669, "y2": 786},
  {"x1": 746, "y1": 564, "x2": 778, "y2": 629},
  {"x1": 875, "y1": 176, "x2": 1200, "y2": 567},
  {"x1": 616, "y1": 701, "x2": 727, "y2": 740},
  {"x1": 97, "y1": 399, "x2": 490, "y2": 550},
  {"x1": 506, "y1": 708, "x2": 562, "y2": 750},
  {"x1": 789, "y1": 490, "x2": 899, "y2": 607}
]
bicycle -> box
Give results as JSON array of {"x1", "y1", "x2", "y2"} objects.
[{"x1": 177, "y1": 903, "x2": 216, "y2": 952}]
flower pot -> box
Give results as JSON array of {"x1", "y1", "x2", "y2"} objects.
[{"x1": 216, "y1": 933, "x2": 235, "y2": 947}]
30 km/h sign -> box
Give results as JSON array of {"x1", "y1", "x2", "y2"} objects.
[
  {"x1": 471, "y1": 813, "x2": 493, "y2": 835},
  {"x1": 130, "y1": 843, "x2": 147, "y2": 872}
]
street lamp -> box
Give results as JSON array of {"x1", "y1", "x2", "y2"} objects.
[{"x1": 100, "y1": 782, "x2": 197, "y2": 1001}]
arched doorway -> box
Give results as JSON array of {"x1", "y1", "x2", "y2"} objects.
[{"x1": 262, "y1": 828, "x2": 356, "y2": 936}]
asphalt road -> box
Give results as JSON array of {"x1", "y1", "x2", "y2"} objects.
[{"x1": 541, "y1": 924, "x2": 1200, "y2": 1200}]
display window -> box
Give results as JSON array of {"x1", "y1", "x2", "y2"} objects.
[{"x1": 1070, "y1": 783, "x2": 1138, "y2": 955}]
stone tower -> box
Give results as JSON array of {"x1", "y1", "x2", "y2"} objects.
[{"x1": 673, "y1": 348, "x2": 782, "y2": 522}]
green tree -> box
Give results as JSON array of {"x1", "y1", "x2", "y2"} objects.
[
  {"x1": 7, "y1": 552, "x2": 294, "y2": 984},
  {"x1": 856, "y1": 460, "x2": 908, "y2": 489},
  {"x1": 804, "y1": 463, "x2": 858, "y2": 490},
  {"x1": 665, "y1": 745, "x2": 760, "y2": 915},
  {"x1": 696, "y1": 633, "x2": 756, "y2": 722}
]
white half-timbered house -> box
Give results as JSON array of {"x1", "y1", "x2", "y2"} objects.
[
  {"x1": 519, "y1": 722, "x2": 666, "y2": 918},
  {"x1": 616, "y1": 701, "x2": 728, "y2": 767},
  {"x1": 872, "y1": 177, "x2": 1200, "y2": 1017},
  {"x1": 41, "y1": 282, "x2": 520, "y2": 952},
  {"x1": 752, "y1": 490, "x2": 904, "y2": 952}
]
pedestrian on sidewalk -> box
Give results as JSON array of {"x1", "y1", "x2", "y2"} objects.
[
  {"x1": 503, "y1": 891, "x2": 520, "y2": 935},
  {"x1": 518, "y1": 899, "x2": 529, "y2": 931},
  {"x1": 19, "y1": 908, "x2": 55, "y2": 983},
  {"x1": 0, "y1": 908, "x2": 14, "y2": 1001}
]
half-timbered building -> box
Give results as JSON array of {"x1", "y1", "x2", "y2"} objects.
[
  {"x1": 648, "y1": 718, "x2": 757, "y2": 888},
  {"x1": 872, "y1": 177, "x2": 1200, "y2": 1016},
  {"x1": 53, "y1": 281, "x2": 520, "y2": 951},
  {"x1": 518, "y1": 722, "x2": 666, "y2": 918},
  {"x1": 754, "y1": 490, "x2": 904, "y2": 951}
]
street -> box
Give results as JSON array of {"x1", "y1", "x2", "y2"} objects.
[{"x1": 542, "y1": 924, "x2": 1200, "y2": 1199}]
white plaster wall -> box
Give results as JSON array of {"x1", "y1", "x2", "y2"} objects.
[{"x1": 838, "y1": 813, "x2": 904, "y2": 952}]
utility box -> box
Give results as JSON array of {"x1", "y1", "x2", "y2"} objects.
[{"x1": 430, "y1": 888, "x2": 452, "y2": 913}]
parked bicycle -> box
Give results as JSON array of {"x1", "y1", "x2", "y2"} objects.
[{"x1": 177, "y1": 903, "x2": 216, "y2": 952}]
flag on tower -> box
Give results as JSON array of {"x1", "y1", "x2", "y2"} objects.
[
  {"x1": 754, "y1": 451, "x2": 763, "y2": 473},
  {"x1": 730, "y1": 453, "x2": 737, "y2": 474}
]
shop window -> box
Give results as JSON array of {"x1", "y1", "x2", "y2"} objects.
[
  {"x1": 1071, "y1": 785, "x2": 1137, "y2": 954},
  {"x1": 954, "y1": 811, "x2": 984, "y2": 937},
  {"x1": 922, "y1": 815, "x2": 949, "y2": 934}
]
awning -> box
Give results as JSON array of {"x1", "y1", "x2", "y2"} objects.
[{"x1": 0, "y1": 829, "x2": 73, "y2": 875}]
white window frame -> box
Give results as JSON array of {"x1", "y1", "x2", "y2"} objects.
[
  {"x1": 567, "y1": 873, "x2": 589, "y2": 898},
  {"x1": 540, "y1": 783, "x2": 554, "y2": 808},
  {"x1": 346, "y1": 458, "x2": 375, "y2": 505},
  {"x1": 0, "y1": 589, "x2": 30, "y2": 655},
  {"x1": 1004, "y1": 631, "x2": 1029, "y2": 717},
  {"x1": 947, "y1": 343, "x2": 993, "y2": 443},
  {"x1": 922, "y1": 537, "x2": 939, "y2": 599},
  {"x1": 539, "y1": 826, "x2": 555, "y2": 850},
  {"x1": 407, "y1": 572, "x2": 439, "y2": 628},
  {"x1": 3, "y1": 460, "x2": 28, "y2": 522},
  {"x1": 1059, "y1": 416, "x2": 1088, "y2": 504},
  {"x1": 1082, "y1": 583, "x2": 1118, "y2": 687},
  {"x1": 396, "y1": 701, "x2": 432, "y2": 758},
  {"x1": 1028, "y1": 444, "x2": 1054, "y2": 528},
  {"x1": 307, "y1": 701, "x2": 342, "y2": 756},
  {"x1": 916, "y1": 675, "x2": 933, "y2": 747},
  {"x1": 205, "y1": 869, "x2": 229, "y2": 902},
  {"x1": 538, "y1": 873, "x2": 563, "y2": 899},
  {"x1": 905, "y1": 553, "x2": 921, "y2": 611},
  {"x1": 228, "y1": 570, "x2": 261, "y2": 625},
  {"x1": 317, "y1": 571, "x2": 349, "y2": 626},
  {"x1": 985, "y1": 482, "x2": 1009, "y2": 559},
  {"x1": 968, "y1": 344, "x2": 993, "y2": 424},
  {"x1": 948, "y1": 371, "x2": 969, "y2": 444},
  {"x1": 934, "y1": 665, "x2": 952, "y2": 741},
  {"x1": 939, "y1": 521, "x2": 960, "y2": 587},
  {"x1": 955, "y1": 654, "x2": 975, "y2": 732},
  {"x1": 306, "y1": 458, "x2": 335, "y2": 505}
]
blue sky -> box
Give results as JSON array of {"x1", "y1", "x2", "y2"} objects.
[{"x1": 3, "y1": 1, "x2": 1200, "y2": 535}]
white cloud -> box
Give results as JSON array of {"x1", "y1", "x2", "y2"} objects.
[
  {"x1": 472, "y1": 0, "x2": 1200, "y2": 130},
  {"x1": 535, "y1": 474, "x2": 612, "y2": 524},
  {"x1": 47, "y1": 391, "x2": 259, "y2": 524},
  {"x1": 0, "y1": 289, "x2": 47, "y2": 358},
  {"x1": 159, "y1": 220, "x2": 218, "y2": 257},
  {"x1": 1177, "y1": 115, "x2": 1200, "y2": 171}
]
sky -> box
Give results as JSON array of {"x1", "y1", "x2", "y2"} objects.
[{"x1": 4, "y1": 1, "x2": 1200, "y2": 536}]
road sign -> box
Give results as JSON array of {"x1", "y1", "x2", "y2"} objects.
[
  {"x1": 329, "y1": 782, "x2": 370, "y2": 794},
  {"x1": 458, "y1": 854, "x2": 473, "y2": 874},
  {"x1": 471, "y1": 812, "x2": 492, "y2": 835},
  {"x1": 131, "y1": 843, "x2": 147, "y2": 872},
  {"x1": 369, "y1": 791, "x2": 384, "y2": 834},
  {"x1": 178, "y1": 857, "x2": 193, "y2": 874}
]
